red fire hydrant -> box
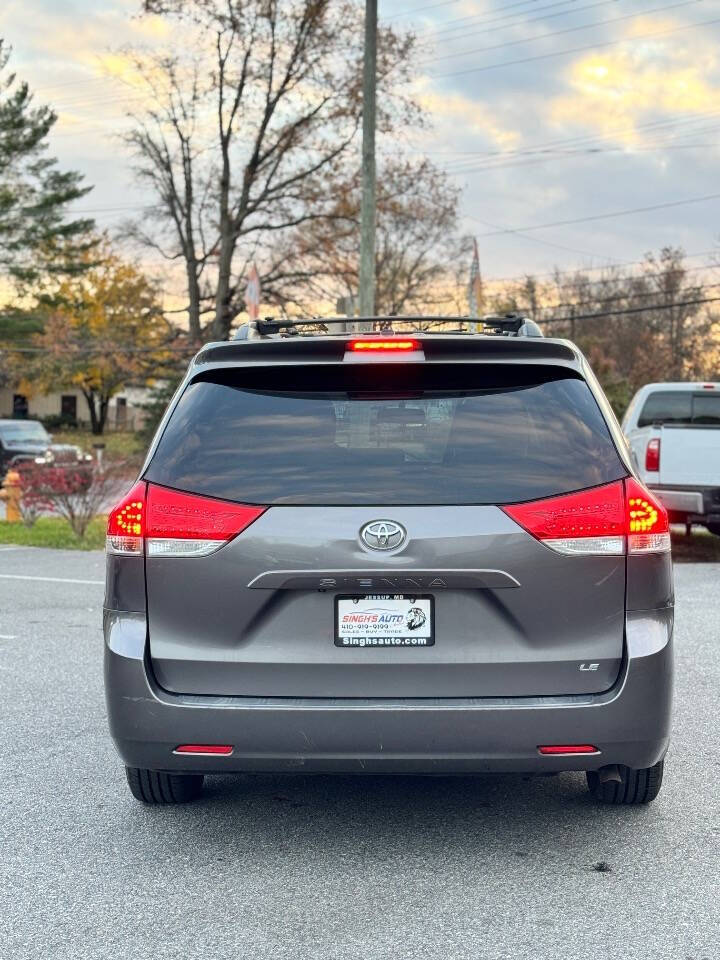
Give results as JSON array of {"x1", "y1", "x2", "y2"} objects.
[{"x1": 0, "y1": 468, "x2": 21, "y2": 523}]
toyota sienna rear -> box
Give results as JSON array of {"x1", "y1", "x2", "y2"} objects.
[{"x1": 104, "y1": 324, "x2": 673, "y2": 806}]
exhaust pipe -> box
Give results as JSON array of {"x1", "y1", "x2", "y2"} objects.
[{"x1": 598, "y1": 764, "x2": 622, "y2": 784}]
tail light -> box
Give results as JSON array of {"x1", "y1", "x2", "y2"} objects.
[
  {"x1": 502, "y1": 478, "x2": 670, "y2": 555},
  {"x1": 645, "y1": 438, "x2": 661, "y2": 472},
  {"x1": 625, "y1": 477, "x2": 670, "y2": 554},
  {"x1": 538, "y1": 745, "x2": 599, "y2": 755},
  {"x1": 106, "y1": 482, "x2": 266, "y2": 557},
  {"x1": 502, "y1": 481, "x2": 625, "y2": 555},
  {"x1": 106, "y1": 481, "x2": 146, "y2": 555}
]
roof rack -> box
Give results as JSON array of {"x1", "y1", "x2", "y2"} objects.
[
  {"x1": 233, "y1": 312, "x2": 543, "y2": 340},
  {"x1": 477, "y1": 314, "x2": 544, "y2": 337}
]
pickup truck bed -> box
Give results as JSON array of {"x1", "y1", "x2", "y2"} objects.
[{"x1": 623, "y1": 383, "x2": 720, "y2": 534}]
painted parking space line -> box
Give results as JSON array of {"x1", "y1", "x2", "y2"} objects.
[
  {"x1": 0, "y1": 634, "x2": 17, "y2": 640},
  {"x1": 0, "y1": 574, "x2": 104, "y2": 586}
]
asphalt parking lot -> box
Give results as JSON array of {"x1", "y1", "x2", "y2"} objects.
[{"x1": 1, "y1": 547, "x2": 718, "y2": 960}]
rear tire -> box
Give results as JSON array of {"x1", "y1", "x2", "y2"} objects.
[
  {"x1": 125, "y1": 766, "x2": 204, "y2": 804},
  {"x1": 706, "y1": 523, "x2": 720, "y2": 537},
  {"x1": 587, "y1": 760, "x2": 664, "y2": 804}
]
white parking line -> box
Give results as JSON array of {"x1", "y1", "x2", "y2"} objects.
[
  {"x1": 0, "y1": 574, "x2": 104, "y2": 585},
  {"x1": 0, "y1": 634, "x2": 17, "y2": 640}
]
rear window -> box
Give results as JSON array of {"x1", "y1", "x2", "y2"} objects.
[
  {"x1": 692, "y1": 393, "x2": 720, "y2": 425},
  {"x1": 637, "y1": 390, "x2": 720, "y2": 427},
  {"x1": 145, "y1": 365, "x2": 626, "y2": 505}
]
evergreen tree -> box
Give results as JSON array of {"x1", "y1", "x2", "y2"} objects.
[{"x1": 0, "y1": 41, "x2": 95, "y2": 287}]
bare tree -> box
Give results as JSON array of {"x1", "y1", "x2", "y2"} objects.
[
  {"x1": 270, "y1": 157, "x2": 460, "y2": 316},
  {"x1": 123, "y1": 0, "x2": 417, "y2": 341},
  {"x1": 486, "y1": 247, "x2": 720, "y2": 415}
]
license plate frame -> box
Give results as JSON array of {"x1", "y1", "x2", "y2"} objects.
[{"x1": 334, "y1": 594, "x2": 435, "y2": 649}]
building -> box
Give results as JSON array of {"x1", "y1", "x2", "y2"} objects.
[{"x1": 0, "y1": 384, "x2": 153, "y2": 431}]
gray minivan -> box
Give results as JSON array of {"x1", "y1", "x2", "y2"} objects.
[{"x1": 104, "y1": 325, "x2": 673, "y2": 806}]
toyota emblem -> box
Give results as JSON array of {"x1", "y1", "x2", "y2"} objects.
[{"x1": 360, "y1": 520, "x2": 406, "y2": 551}]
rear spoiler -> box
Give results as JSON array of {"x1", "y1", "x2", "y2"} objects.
[{"x1": 195, "y1": 334, "x2": 578, "y2": 367}]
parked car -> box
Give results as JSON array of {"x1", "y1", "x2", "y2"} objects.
[
  {"x1": 42, "y1": 443, "x2": 94, "y2": 466},
  {"x1": 0, "y1": 419, "x2": 51, "y2": 478},
  {"x1": 104, "y1": 319, "x2": 673, "y2": 807},
  {"x1": 622, "y1": 381, "x2": 720, "y2": 535}
]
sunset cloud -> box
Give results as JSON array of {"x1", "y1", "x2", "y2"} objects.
[
  {"x1": 550, "y1": 16, "x2": 720, "y2": 145},
  {"x1": 416, "y1": 87, "x2": 521, "y2": 149},
  {"x1": 2, "y1": 0, "x2": 719, "y2": 280}
]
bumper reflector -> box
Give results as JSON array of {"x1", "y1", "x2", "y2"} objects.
[
  {"x1": 174, "y1": 744, "x2": 234, "y2": 756},
  {"x1": 538, "y1": 745, "x2": 600, "y2": 755}
]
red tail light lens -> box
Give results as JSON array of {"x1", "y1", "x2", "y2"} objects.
[
  {"x1": 645, "y1": 438, "x2": 661, "y2": 472},
  {"x1": 107, "y1": 481, "x2": 146, "y2": 555},
  {"x1": 106, "y1": 482, "x2": 266, "y2": 557},
  {"x1": 503, "y1": 478, "x2": 670, "y2": 556},
  {"x1": 538, "y1": 745, "x2": 599, "y2": 755},
  {"x1": 502, "y1": 481, "x2": 625, "y2": 555},
  {"x1": 146, "y1": 485, "x2": 266, "y2": 557},
  {"x1": 625, "y1": 477, "x2": 670, "y2": 554},
  {"x1": 349, "y1": 339, "x2": 419, "y2": 352}
]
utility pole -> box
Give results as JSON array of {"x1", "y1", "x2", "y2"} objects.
[{"x1": 356, "y1": 0, "x2": 377, "y2": 333}]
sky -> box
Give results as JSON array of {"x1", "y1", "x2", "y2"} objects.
[{"x1": 3, "y1": 0, "x2": 720, "y2": 295}]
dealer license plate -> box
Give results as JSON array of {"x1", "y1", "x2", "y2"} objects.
[{"x1": 335, "y1": 595, "x2": 434, "y2": 648}]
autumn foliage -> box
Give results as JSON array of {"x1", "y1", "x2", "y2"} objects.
[{"x1": 26, "y1": 239, "x2": 175, "y2": 434}]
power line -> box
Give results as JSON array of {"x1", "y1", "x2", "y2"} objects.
[
  {"x1": 418, "y1": 0, "x2": 573, "y2": 38},
  {"x1": 384, "y1": 0, "x2": 469, "y2": 19},
  {"x1": 474, "y1": 192, "x2": 720, "y2": 238},
  {"x1": 422, "y1": 0, "x2": 608, "y2": 51},
  {"x1": 443, "y1": 141, "x2": 719, "y2": 177},
  {"x1": 463, "y1": 211, "x2": 625, "y2": 260},
  {"x1": 32, "y1": 75, "x2": 111, "y2": 93},
  {"x1": 476, "y1": 248, "x2": 720, "y2": 285},
  {"x1": 429, "y1": 269, "x2": 720, "y2": 303},
  {"x1": 439, "y1": 116, "x2": 720, "y2": 173},
  {"x1": 396, "y1": 109, "x2": 720, "y2": 180},
  {"x1": 427, "y1": 108, "x2": 720, "y2": 167},
  {"x1": 422, "y1": 0, "x2": 705, "y2": 65},
  {"x1": 539, "y1": 294, "x2": 720, "y2": 321},
  {"x1": 432, "y1": 12, "x2": 720, "y2": 78},
  {"x1": 534, "y1": 280, "x2": 720, "y2": 312}
]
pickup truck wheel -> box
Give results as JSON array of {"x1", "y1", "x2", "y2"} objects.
[
  {"x1": 125, "y1": 766, "x2": 204, "y2": 804},
  {"x1": 587, "y1": 760, "x2": 664, "y2": 804},
  {"x1": 705, "y1": 523, "x2": 720, "y2": 537}
]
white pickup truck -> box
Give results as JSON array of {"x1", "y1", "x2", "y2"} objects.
[{"x1": 622, "y1": 382, "x2": 720, "y2": 535}]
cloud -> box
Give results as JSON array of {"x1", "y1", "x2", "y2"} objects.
[
  {"x1": 549, "y1": 16, "x2": 720, "y2": 145},
  {"x1": 416, "y1": 86, "x2": 521, "y2": 148},
  {"x1": 3, "y1": 0, "x2": 170, "y2": 88}
]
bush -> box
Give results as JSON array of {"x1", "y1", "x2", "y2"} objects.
[
  {"x1": 14, "y1": 461, "x2": 55, "y2": 528},
  {"x1": 40, "y1": 413, "x2": 78, "y2": 431},
  {"x1": 15, "y1": 460, "x2": 134, "y2": 539}
]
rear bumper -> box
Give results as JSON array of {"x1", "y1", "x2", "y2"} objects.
[
  {"x1": 650, "y1": 485, "x2": 720, "y2": 524},
  {"x1": 104, "y1": 608, "x2": 673, "y2": 775}
]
